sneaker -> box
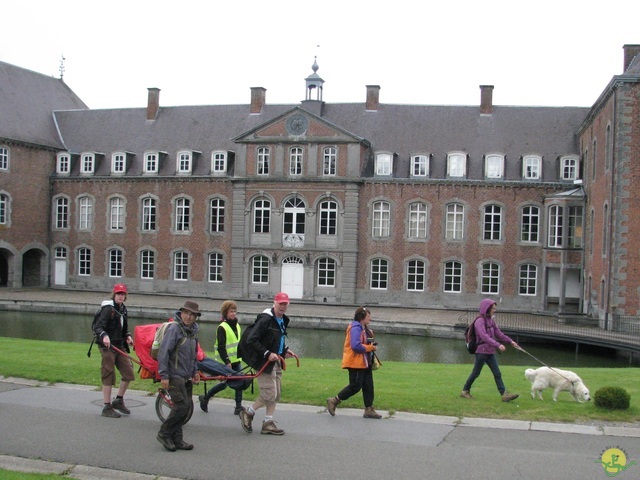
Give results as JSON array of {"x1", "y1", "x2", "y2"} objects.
[
  {"x1": 101, "y1": 404, "x2": 121, "y2": 418},
  {"x1": 239, "y1": 408, "x2": 254, "y2": 433},
  {"x1": 460, "y1": 390, "x2": 474, "y2": 399},
  {"x1": 156, "y1": 434, "x2": 176, "y2": 452},
  {"x1": 261, "y1": 420, "x2": 285, "y2": 435},
  {"x1": 111, "y1": 397, "x2": 130, "y2": 414},
  {"x1": 326, "y1": 396, "x2": 340, "y2": 416},
  {"x1": 234, "y1": 405, "x2": 244, "y2": 415},
  {"x1": 198, "y1": 395, "x2": 208, "y2": 413},
  {"x1": 363, "y1": 406, "x2": 382, "y2": 419},
  {"x1": 174, "y1": 439, "x2": 194, "y2": 450},
  {"x1": 502, "y1": 392, "x2": 519, "y2": 402}
]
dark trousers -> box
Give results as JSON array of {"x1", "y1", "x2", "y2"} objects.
[
  {"x1": 463, "y1": 353, "x2": 506, "y2": 394},
  {"x1": 337, "y1": 368, "x2": 375, "y2": 408},
  {"x1": 158, "y1": 378, "x2": 192, "y2": 441},
  {"x1": 197, "y1": 359, "x2": 244, "y2": 406}
]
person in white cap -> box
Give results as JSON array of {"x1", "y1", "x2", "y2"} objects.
[{"x1": 238, "y1": 292, "x2": 297, "y2": 435}]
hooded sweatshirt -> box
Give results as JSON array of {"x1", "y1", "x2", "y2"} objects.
[{"x1": 473, "y1": 299, "x2": 513, "y2": 355}]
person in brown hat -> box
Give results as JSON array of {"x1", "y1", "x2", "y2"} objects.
[{"x1": 156, "y1": 300, "x2": 201, "y2": 452}]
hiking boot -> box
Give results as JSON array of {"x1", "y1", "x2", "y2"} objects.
[
  {"x1": 326, "y1": 396, "x2": 340, "y2": 416},
  {"x1": 239, "y1": 408, "x2": 254, "y2": 433},
  {"x1": 363, "y1": 406, "x2": 382, "y2": 419},
  {"x1": 101, "y1": 404, "x2": 121, "y2": 418},
  {"x1": 156, "y1": 434, "x2": 177, "y2": 452},
  {"x1": 460, "y1": 390, "x2": 474, "y2": 399},
  {"x1": 198, "y1": 394, "x2": 208, "y2": 413},
  {"x1": 261, "y1": 420, "x2": 285, "y2": 435},
  {"x1": 502, "y1": 392, "x2": 519, "y2": 402},
  {"x1": 234, "y1": 405, "x2": 244, "y2": 415},
  {"x1": 111, "y1": 397, "x2": 130, "y2": 414},
  {"x1": 174, "y1": 439, "x2": 194, "y2": 450}
]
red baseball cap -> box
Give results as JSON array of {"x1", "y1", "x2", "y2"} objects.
[
  {"x1": 274, "y1": 292, "x2": 290, "y2": 304},
  {"x1": 113, "y1": 283, "x2": 128, "y2": 294}
]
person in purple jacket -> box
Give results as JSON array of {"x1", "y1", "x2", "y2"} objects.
[{"x1": 460, "y1": 299, "x2": 520, "y2": 402}]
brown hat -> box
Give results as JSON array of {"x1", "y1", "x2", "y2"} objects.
[{"x1": 180, "y1": 300, "x2": 201, "y2": 317}]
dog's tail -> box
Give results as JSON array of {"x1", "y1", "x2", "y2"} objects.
[{"x1": 524, "y1": 368, "x2": 537, "y2": 381}]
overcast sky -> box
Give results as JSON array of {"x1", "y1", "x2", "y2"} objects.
[{"x1": 2, "y1": 0, "x2": 639, "y2": 110}]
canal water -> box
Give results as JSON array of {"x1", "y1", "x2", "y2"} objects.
[{"x1": 0, "y1": 311, "x2": 635, "y2": 368}]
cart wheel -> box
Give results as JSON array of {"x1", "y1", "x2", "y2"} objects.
[{"x1": 155, "y1": 390, "x2": 194, "y2": 424}]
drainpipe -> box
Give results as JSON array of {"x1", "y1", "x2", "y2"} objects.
[{"x1": 605, "y1": 86, "x2": 618, "y2": 330}]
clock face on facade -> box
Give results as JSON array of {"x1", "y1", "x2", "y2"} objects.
[{"x1": 286, "y1": 114, "x2": 308, "y2": 135}]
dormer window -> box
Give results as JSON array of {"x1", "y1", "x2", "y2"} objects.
[
  {"x1": 561, "y1": 156, "x2": 580, "y2": 181},
  {"x1": 523, "y1": 155, "x2": 541, "y2": 180},
  {"x1": 144, "y1": 151, "x2": 159, "y2": 174},
  {"x1": 81, "y1": 153, "x2": 95, "y2": 174},
  {"x1": 211, "y1": 151, "x2": 227, "y2": 174},
  {"x1": 112, "y1": 152, "x2": 126, "y2": 174},
  {"x1": 447, "y1": 152, "x2": 466, "y2": 178},
  {"x1": 485, "y1": 154, "x2": 504, "y2": 179},
  {"x1": 411, "y1": 154, "x2": 429, "y2": 177},
  {"x1": 177, "y1": 151, "x2": 192, "y2": 174},
  {"x1": 57, "y1": 153, "x2": 71, "y2": 174},
  {"x1": 375, "y1": 153, "x2": 393, "y2": 176}
]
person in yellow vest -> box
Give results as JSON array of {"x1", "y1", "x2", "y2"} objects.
[{"x1": 198, "y1": 300, "x2": 244, "y2": 415}]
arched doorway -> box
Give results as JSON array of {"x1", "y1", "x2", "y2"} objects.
[
  {"x1": 0, "y1": 249, "x2": 10, "y2": 287},
  {"x1": 281, "y1": 256, "x2": 303, "y2": 299},
  {"x1": 22, "y1": 248, "x2": 46, "y2": 287}
]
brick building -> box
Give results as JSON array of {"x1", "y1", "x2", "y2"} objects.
[{"x1": 1, "y1": 46, "x2": 639, "y2": 320}]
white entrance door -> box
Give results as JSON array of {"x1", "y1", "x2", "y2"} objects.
[
  {"x1": 281, "y1": 257, "x2": 303, "y2": 299},
  {"x1": 54, "y1": 259, "x2": 67, "y2": 285}
]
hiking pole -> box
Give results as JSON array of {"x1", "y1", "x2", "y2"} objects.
[{"x1": 514, "y1": 345, "x2": 575, "y2": 385}]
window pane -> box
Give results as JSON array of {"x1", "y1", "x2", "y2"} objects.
[
  {"x1": 519, "y1": 264, "x2": 537, "y2": 295},
  {"x1": 317, "y1": 257, "x2": 336, "y2": 286},
  {"x1": 445, "y1": 204, "x2": 464, "y2": 240},
  {"x1": 208, "y1": 253, "x2": 223, "y2": 282},
  {"x1": 372, "y1": 201, "x2": 390, "y2": 237},
  {"x1": 140, "y1": 250, "x2": 155, "y2": 279},
  {"x1": 174, "y1": 252, "x2": 189, "y2": 280},
  {"x1": 444, "y1": 261, "x2": 462, "y2": 293},
  {"x1": 319, "y1": 200, "x2": 337, "y2": 235},
  {"x1": 483, "y1": 205, "x2": 502, "y2": 241},
  {"x1": 407, "y1": 260, "x2": 425, "y2": 291},
  {"x1": 481, "y1": 263, "x2": 500, "y2": 294},
  {"x1": 210, "y1": 198, "x2": 225, "y2": 233},
  {"x1": 521, "y1": 206, "x2": 539, "y2": 242},
  {"x1": 252, "y1": 255, "x2": 269, "y2": 283},
  {"x1": 370, "y1": 259, "x2": 388, "y2": 289}
]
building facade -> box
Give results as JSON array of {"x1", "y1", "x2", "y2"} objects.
[{"x1": 1, "y1": 46, "x2": 639, "y2": 318}]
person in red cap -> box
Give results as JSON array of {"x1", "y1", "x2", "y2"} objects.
[
  {"x1": 238, "y1": 292, "x2": 297, "y2": 435},
  {"x1": 93, "y1": 284, "x2": 134, "y2": 418}
]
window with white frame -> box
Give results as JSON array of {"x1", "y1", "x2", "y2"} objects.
[
  {"x1": 0, "y1": 193, "x2": 8, "y2": 225},
  {"x1": 112, "y1": 153, "x2": 126, "y2": 174},
  {"x1": 323, "y1": 147, "x2": 336, "y2": 176},
  {"x1": 174, "y1": 197, "x2": 190, "y2": 232},
  {"x1": 209, "y1": 198, "x2": 225, "y2": 233},
  {"x1": 109, "y1": 197, "x2": 125, "y2": 231},
  {"x1": 173, "y1": 251, "x2": 189, "y2": 280},
  {"x1": 109, "y1": 248, "x2": 123, "y2": 277},
  {"x1": 518, "y1": 264, "x2": 537, "y2": 295},
  {"x1": 317, "y1": 257, "x2": 336, "y2": 287},
  {"x1": 523, "y1": 155, "x2": 541, "y2": 180},
  {"x1": 0, "y1": 146, "x2": 8, "y2": 170},
  {"x1": 253, "y1": 199, "x2": 271, "y2": 233},
  {"x1": 211, "y1": 151, "x2": 227, "y2": 174},
  {"x1": 445, "y1": 203, "x2": 464, "y2": 240},
  {"x1": 78, "y1": 248, "x2": 91, "y2": 276},
  {"x1": 408, "y1": 202, "x2": 427, "y2": 239},
  {"x1": 78, "y1": 196, "x2": 93, "y2": 230},
  {"x1": 372, "y1": 201, "x2": 390, "y2": 237},
  {"x1": 406, "y1": 260, "x2": 425, "y2": 291},
  {"x1": 548, "y1": 205, "x2": 563, "y2": 248},
  {"x1": 561, "y1": 156, "x2": 579, "y2": 180},
  {"x1": 144, "y1": 152, "x2": 158, "y2": 173},
  {"x1": 57, "y1": 153, "x2": 70, "y2": 174},
  {"x1": 444, "y1": 261, "x2": 462, "y2": 293},
  {"x1": 55, "y1": 246, "x2": 67, "y2": 259},
  {"x1": 411, "y1": 155, "x2": 429, "y2": 177},
  {"x1": 283, "y1": 197, "x2": 305, "y2": 236},
  {"x1": 177, "y1": 151, "x2": 192, "y2": 173},
  {"x1": 447, "y1": 153, "x2": 466, "y2": 178},
  {"x1": 289, "y1": 147, "x2": 303, "y2": 176},
  {"x1": 370, "y1": 258, "x2": 388, "y2": 290},
  {"x1": 481, "y1": 262, "x2": 500, "y2": 294},
  {"x1": 483, "y1": 204, "x2": 502, "y2": 241},
  {"x1": 520, "y1": 205, "x2": 540, "y2": 243},
  {"x1": 485, "y1": 154, "x2": 504, "y2": 179},
  {"x1": 140, "y1": 250, "x2": 155, "y2": 279},
  {"x1": 257, "y1": 147, "x2": 270, "y2": 175},
  {"x1": 141, "y1": 197, "x2": 157, "y2": 231},
  {"x1": 319, "y1": 200, "x2": 337, "y2": 235},
  {"x1": 81, "y1": 153, "x2": 95, "y2": 174},
  {"x1": 252, "y1": 255, "x2": 269, "y2": 284},
  {"x1": 54, "y1": 197, "x2": 69, "y2": 229},
  {"x1": 208, "y1": 252, "x2": 223, "y2": 282},
  {"x1": 375, "y1": 153, "x2": 392, "y2": 176}
]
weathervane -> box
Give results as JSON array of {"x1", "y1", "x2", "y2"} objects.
[{"x1": 59, "y1": 55, "x2": 65, "y2": 80}]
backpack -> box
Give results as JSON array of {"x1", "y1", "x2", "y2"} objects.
[
  {"x1": 87, "y1": 302, "x2": 115, "y2": 358},
  {"x1": 237, "y1": 320, "x2": 257, "y2": 361},
  {"x1": 150, "y1": 320, "x2": 187, "y2": 360},
  {"x1": 464, "y1": 318, "x2": 478, "y2": 354}
]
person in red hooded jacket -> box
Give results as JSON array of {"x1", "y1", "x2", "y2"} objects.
[{"x1": 460, "y1": 299, "x2": 520, "y2": 402}]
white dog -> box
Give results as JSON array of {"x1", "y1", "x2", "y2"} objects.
[{"x1": 524, "y1": 367, "x2": 591, "y2": 403}]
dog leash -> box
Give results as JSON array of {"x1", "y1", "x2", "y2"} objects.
[{"x1": 514, "y1": 345, "x2": 576, "y2": 385}]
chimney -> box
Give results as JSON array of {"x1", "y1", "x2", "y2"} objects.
[
  {"x1": 623, "y1": 44, "x2": 640, "y2": 72},
  {"x1": 146, "y1": 88, "x2": 160, "y2": 120},
  {"x1": 365, "y1": 85, "x2": 380, "y2": 111},
  {"x1": 480, "y1": 85, "x2": 494, "y2": 114},
  {"x1": 250, "y1": 87, "x2": 266, "y2": 114}
]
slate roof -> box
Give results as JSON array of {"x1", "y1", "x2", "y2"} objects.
[{"x1": 0, "y1": 61, "x2": 87, "y2": 149}]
